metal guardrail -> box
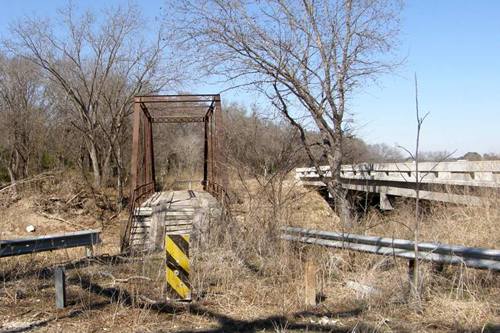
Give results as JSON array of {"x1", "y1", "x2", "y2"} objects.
[
  {"x1": 0, "y1": 230, "x2": 101, "y2": 258},
  {"x1": 282, "y1": 226, "x2": 500, "y2": 271}
]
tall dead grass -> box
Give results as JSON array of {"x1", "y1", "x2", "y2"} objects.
[
  {"x1": 201, "y1": 174, "x2": 500, "y2": 330},
  {"x1": 1, "y1": 170, "x2": 498, "y2": 332}
]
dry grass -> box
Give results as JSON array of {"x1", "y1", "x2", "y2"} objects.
[
  {"x1": 1, "y1": 171, "x2": 499, "y2": 332},
  {"x1": 220, "y1": 176, "x2": 500, "y2": 331},
  {"x1": 358, "y1": 193, "x2": 499, "y2": 249},
  {"x1": 158, "y1": 170, "x2": 205, "y2": 192}
]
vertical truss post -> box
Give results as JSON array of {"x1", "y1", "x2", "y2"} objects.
[
  {"x1": 210, "y1": 111, "x2": 215, "y2": 191},
  {"x1": 148, "y1": 116, "x2": 156, "y2": 190},
  {"x1": 203, "y1": 117, "x2": 209, "y2": 191},
  {"x1": 130, "y1": 98, "x2": 141, "y2": 194},
  {"x1": 143, "y1": 111, "x2": 148, "y2": 187},
  {"x1": 144, "y1": 114, "x2": 152, "y2": 188},
  {"x1": 213, "y1": 95, "x2": 226, "y2": 196}
]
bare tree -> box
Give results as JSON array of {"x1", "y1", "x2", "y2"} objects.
[
  {"x1": 224, "y1": 104, "x2": 306, "y2": 241},
  {"x1": 5, "y1": 3, "x2": 181, "y2": 192},
  {"x1": 0, "y1": 55, "x2": 49, "y2": 193},
  {"x1": 410, "y1": 74, "x2": 427, "y2": 306},
  {"x1": 169, "y1": 0, "x2": 401, "y2": 224},
  {"x1": 367, "y1": 143, "x2": 404, "y2": 162},
  {"x1": 154, "y1": 123, "x2": 204, "y2": 185},
  {"x1": 397, "y1": 74, "x2": 444, "y2": 308}
]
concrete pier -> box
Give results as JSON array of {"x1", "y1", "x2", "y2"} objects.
[{"x1": 129, "y1": 190, "x2": 222, "y2": 251}]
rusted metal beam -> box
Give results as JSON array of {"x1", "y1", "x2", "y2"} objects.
[
  {"x1": 139, "y1": 100, "x2": 215, "y2": 104},
  {"x1": 146, "y1": 105, "x2": 213, "y2": 110},
  {"x1": 203, "y1": 118, "x2": 209, "y2": 191},
  {"x1": 210, "y1": 109, "x2": 215, "y2": 191},
  {"x1": 204, "y1": 105, "x2": 214, "y2": 118},
  {"x1": 143, "y1": 111, "x2": 149, "y2": 187},
  {"x1": 136, "y1": 93, "x2": 219, "y2": 98},
  {"x1": 153, "y1": 116, "x2": 205, "y2": 123},
  {"x1": 130, "y1": 101, "x2": 142, "y2": 195},
  {"x1": 137, "y1": 95, "x2": 217, "y2": 103},
  {"x1": 144, "y1": 115, "x2": 153, "y2": 187},
  {"x1": 213, "y1": 94, "x2": 227, "y2": 195},
  {"x1": 148, "y1": 117, "x2": 156, "y2": 190},
  {"x1": 139, "y1": 102, "x2": 152, "y2": 120}
]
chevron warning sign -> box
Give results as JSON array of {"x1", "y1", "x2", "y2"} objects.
[{"x1": 165, "y1": 234, "x2": 191, "y2": 301}]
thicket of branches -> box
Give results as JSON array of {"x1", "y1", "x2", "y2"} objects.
[
  {"x1": 166, "y1": 0, "x2": 404, "y2": 224},
  {"x1": 1, "y1": 1, "x2": 496, "y2": 204},
  {"x1": 0, "y1": 3, "x2": 181, "y2": 201},
  {"x1": 148, "y1": 103, "x2": 387, "y2": 184}
]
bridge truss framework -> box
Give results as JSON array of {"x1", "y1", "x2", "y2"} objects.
[{"x1": 121, "y1": 94, "x2": 227, "y2": 252}]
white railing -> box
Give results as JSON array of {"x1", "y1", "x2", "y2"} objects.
[
  {"x1": 296, "y1": 160, "x2": 500, "y2": 188},
  {"x1": 296, "y1": 161, "x2": 500, "y2": 205}
]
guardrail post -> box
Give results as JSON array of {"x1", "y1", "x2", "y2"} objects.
[
  {"x1": 432, "y1": 262, "x2": 445, "y2": 273},
  {"x1": 408, "y1": 259, "x2": 416, "y2": 283},
  {"x1": 304, "y1": 256, "x2": 317, "y2": 307},
  {"x1": 54, "y1": 266, "x2": 66, "y2": 309},
  {"x1": 85, "y1": 246, "x2": 93, "y2": 257}
]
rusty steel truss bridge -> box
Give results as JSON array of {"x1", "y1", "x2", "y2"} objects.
[{"x1": 120, "y1": 94, "x2": 227, "y2": 252}]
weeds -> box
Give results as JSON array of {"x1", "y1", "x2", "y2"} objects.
[{"x1": 1, "y1": 171, "x2": 499, "y2": 332}]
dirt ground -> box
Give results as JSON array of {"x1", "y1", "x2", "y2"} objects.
[{"x1": 1, "y1": 178, "x2": 499, "y2": 332}]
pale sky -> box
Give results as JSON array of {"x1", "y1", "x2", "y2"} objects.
[{"x1": 0, "y1": 0, "x2": 498, "y2": 155}]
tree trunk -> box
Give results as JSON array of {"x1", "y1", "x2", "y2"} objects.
[
  {"x1": 116, "y1": 143, "x2": 124, "y2": 209},
  {"x1": 7, "y1": 166, "x2": 17, "y2": 197},
  {"x1": 88, "y1": 142, "x2": 101, "y2": 188},
  {"x1": 326, "y1": 179, "x2": 353, "y2": 227},
  {"x1": 21, "y1": 150, "x2": 29, "y2": 178},
  {"x1": 327, "y1": 133, "x2": 354, "y2": 227},
  {"x1": 101, "y1": 145, "x2": 113, "y2": 188}
]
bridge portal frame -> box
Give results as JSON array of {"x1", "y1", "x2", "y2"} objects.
[{"x1": 121, "y1": 94, "x2": 227, "y2": 252}]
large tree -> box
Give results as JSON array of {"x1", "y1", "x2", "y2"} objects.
[
  {"x1": 5, "y1": 3, "x2": 181, "y2": 192},
  {"x1": 168, "y1": 0, "x2": 401, "y2": 223}
]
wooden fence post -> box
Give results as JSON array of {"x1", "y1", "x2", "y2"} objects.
[{"x1": 304, "y1": 256, "x2": 317, "y2": 307}]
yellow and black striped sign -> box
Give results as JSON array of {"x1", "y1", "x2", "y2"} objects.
[{"x1": 165, "y1": 234, "x2": 191, "y2": 300}]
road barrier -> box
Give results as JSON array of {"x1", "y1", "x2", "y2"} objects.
[
  {"x1": 282, "y1": 226, "x2": 500, "y2": 271},
  {"x1": 0, "y1": 230, "x2": 101, "y2": 258},
  {"x1": 1, "y1": 230, "x2": 101, "y2": 309}
]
